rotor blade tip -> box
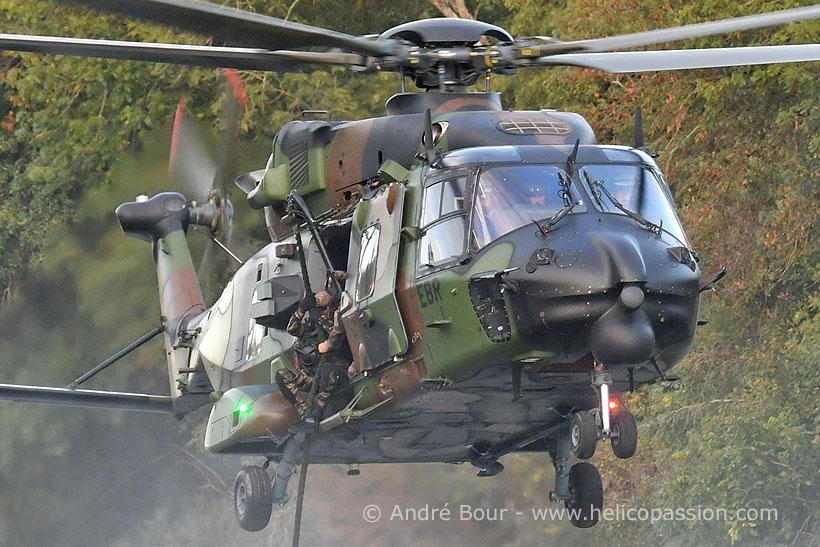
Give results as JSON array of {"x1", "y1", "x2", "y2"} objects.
[
  {"x1": 169, "y1": 96, "x2": 188, "y2": 171},
  {"x1": 221, "y1": 68, "x2": 250, "y2": 111}
]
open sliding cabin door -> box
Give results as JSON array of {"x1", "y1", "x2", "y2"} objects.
[{"x1": 342, "y1": 183, "x2": 408, "y2": 372}]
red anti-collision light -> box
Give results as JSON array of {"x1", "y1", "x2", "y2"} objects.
[{"x1": 608, "y1": 399, "x2": 620, "y2": 411}]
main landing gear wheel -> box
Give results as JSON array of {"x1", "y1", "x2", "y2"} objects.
[
  {"x1": 610, "y1": 409, "x2": 638, "y2": 459},
  {"x1": 234, "y1": 465, "x2": 273, "y2": 532},
  {"x1": 570, "y1": 411, "x2": 597, "y2": 459},
  {"x1": 566, "y1": 462, "x2": 603, "y2": 529}
]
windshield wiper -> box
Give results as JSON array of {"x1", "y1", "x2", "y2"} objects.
[
  {"x1": 584, "y1": 171, "x2": 605, "y2": 208},
  {"x1": 534, "y1": 172, "x2": 578, "y2": 236},
  {"x1": 583, "y1": 172, "x2": 661, "y2": 235}
]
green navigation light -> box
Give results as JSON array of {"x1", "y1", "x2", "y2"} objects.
[{"x1": 238, "y1": 403, "x2": 250, "y2": 414}]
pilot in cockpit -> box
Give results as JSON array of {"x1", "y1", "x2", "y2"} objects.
[
  {"x1": 525, "y1": 182, "x2": 547, "y2": 206},
  {"x1": 472, "y1": 168, "x2": 563, "y2": 248}
]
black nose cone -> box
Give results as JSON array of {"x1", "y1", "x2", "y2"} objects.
[{"x1": 586, "y1": 285, "x2": 655, "y2": 367}]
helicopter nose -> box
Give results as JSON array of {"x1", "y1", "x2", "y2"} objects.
[
  {"x1": 585, "y1": 284, "x2": 655, "y2": 367},
  {"x1": 583, "y1": 233, "x2": 655, "y2": 366},
  {"x1": 493, "y1": 215, "x2": 701, "y2": 368}
]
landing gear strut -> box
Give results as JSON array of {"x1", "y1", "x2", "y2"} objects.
[
  {"x1": 570, "y1": 365, "x2": 639, "y2": 460},
  {"x1": 550, "y1": 427, "x2": 603, "y2": 528},
  {"x1": 593, "y1": 365, "x2": 613, "y2": 436}
]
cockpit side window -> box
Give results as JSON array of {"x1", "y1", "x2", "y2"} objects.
[
  {"x1": 421, "y1": 176, "x2": 468, "y2": 226},
  {"x1": 418, "y1": 174, "x2": 470, "y2": 270},
  {"x1": 471, "y1": 164, "x2": 571, "y2": 249},
  {"x1": 420, "y1": 217, "x2": 469, "y2": 266}
]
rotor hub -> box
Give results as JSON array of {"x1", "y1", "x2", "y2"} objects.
[
  {"x1": 379, "y1": 18, "x2": 513, "y2": 45},
  {"x1": 377, "y1": 18, "x2": 516, "y2": 90}
]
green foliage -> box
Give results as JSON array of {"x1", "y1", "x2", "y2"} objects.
[
  {"x1": 0, "y1": 0, "x2": 444, "y2": 295},
  {"x1": 0, "y1": 0, "x2": 217, "y2": 292}
]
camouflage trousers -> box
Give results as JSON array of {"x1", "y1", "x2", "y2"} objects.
[{"x1": 275, "y1": 359, "x2": 346, "y2": 418}]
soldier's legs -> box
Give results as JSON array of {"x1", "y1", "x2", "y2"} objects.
[
  {"x1": 313, "y1": 360, "x2": 349, "y2": 418},
  {"x1": 274, "y1": 367, "x2": 314, "y2": 413}
]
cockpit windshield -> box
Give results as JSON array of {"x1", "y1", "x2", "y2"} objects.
[
  {"x1": 471, "y1": 164, "x2": 576, "y2": 249},
  {"x1": 580, "y1": 164, "x2": 689, "y2": 245}
]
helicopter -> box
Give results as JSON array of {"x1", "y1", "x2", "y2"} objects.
[{"x1": 1, "y1": 0, "x2": 820, "y2": 540}]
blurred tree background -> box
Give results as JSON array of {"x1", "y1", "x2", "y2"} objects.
[{"x1": 0, "y1": 0, "x2": 818, "y2": 545}]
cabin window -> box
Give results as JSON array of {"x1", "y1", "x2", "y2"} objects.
[{"x1": 356, "y1": 224, "x2": 380, "y2": 301}]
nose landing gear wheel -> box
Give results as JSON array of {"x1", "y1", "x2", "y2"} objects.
[
  {"x1": 234, "y1": 465, "x2": 274, "y2": 531},
  {"x1": 566, "y1": 462, "x2": 603, "y2": 529},
  {"x1": 610, "y1": 410, "x2": 638, "y2": 459},
  {"x1": 570, "y1": 411, "x2": 598, "y2": 459}
]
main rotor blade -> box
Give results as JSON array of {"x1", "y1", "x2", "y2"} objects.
[
  {"x1": 535, "y1": 4, "x2": 820, "y2": 55},
  {"x1": 58, "y1": 0, "x2": 392, "y2": 56},
  {"x1": 0, "y1": 34, "x2": 367, "y2": 71},
  {"x1": 538, "y1": 44, "x2": 820, "y2": 73}
]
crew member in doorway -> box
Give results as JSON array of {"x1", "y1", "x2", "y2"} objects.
[{"x1": 275, "y1": 272, "x2": 350, "y2": 431}]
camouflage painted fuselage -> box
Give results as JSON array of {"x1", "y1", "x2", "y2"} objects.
[{"x1": 172, "y1": 91, "x2": 702, "y2": 462}]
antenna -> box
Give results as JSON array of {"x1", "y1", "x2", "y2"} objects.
[
  {"x1": 634, "y1": 106, "x2": 645, "y2": 149},
  {"x1": 566, "y1": 138, "x2": 580, "y2": 173},
  {"x1": 424, "y1": 108, "x2": 436, "y2": 164}
]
